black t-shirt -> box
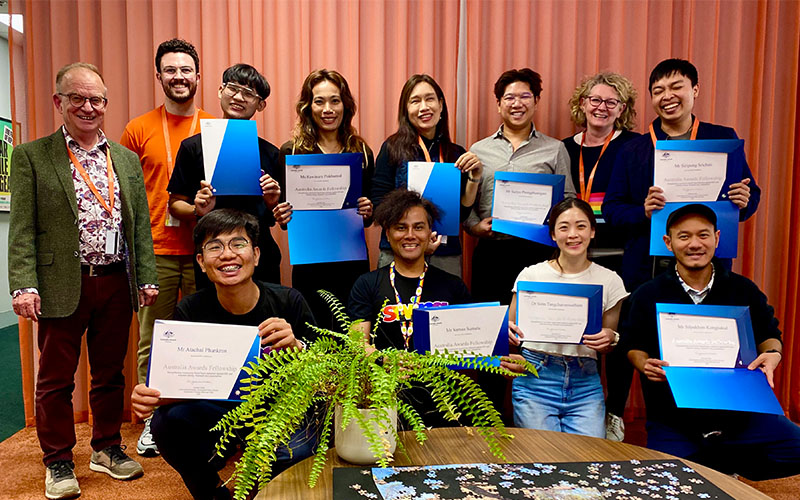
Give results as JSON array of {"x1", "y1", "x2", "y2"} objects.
[
  {"x1": 175, "y1": 280, "x2": 317, "y2": 343},
  {"x1": 167, "y1": 133, "x2": 283, "y2": 284},
  {"x1": 348, "y1": 265, "x2": 472, "y2": 351}
]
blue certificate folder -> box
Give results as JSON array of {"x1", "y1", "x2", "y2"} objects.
[
  {"x1": 288, "y1": 209, "x2": 367, "y2": 265},
  {"x1": 515, "y1": 281, "x2": 603, "y2": 343},
  {"x1": 650, "y1": 201, "x2": 739, "y2": 258},
  {"x1": 655, "y1": 139, "x2": 745, "y2": 196},
  {"x1": 285, "y1": 153, "x2": 362, "y2": 209},
  {"x1": 407, "y1": 162, "x2": 461, "y2": 236},
  {"x1": 201, "y1": 119, "x2": 262, "y2": 196},
  {"x1": 491, "y1": 171, "x2": 565, "y2": 247},
  {"x1": 412, "y1": 302, "x2": 509, "y2": 368},
  {"x1": 656, "y1": 303, "x2": 783, "y2": 415}
]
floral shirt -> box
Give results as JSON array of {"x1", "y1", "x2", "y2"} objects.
[{"x1": 63, "y1": 126, "x2": 124, "y2": 266}]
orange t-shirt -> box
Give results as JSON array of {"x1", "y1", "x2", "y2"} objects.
[{"x1": 120, "y1": 105, "x2": 215, "y2": 255}]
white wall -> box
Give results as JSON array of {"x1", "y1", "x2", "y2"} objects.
[{"x1": 0, "y1": 36, "x2": 14, "y2": 327}]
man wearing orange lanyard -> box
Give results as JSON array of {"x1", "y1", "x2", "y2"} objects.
[
  {"x1": 603, "y1": 58, "x2": 760, "y2": 294},
  {"x1": 9, "y1": 63, "x2": 157, "y2": 499},
  {"x1": 120, "y1": 38, "x2": 215, "y2": 458}
]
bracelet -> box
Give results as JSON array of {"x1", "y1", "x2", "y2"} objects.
[
  {"x1": 765, "y1": 349, "x2": 782, "y2": 358},
  {"x1": 467, "y1": 176, "x2": 480, "y2": 183}
]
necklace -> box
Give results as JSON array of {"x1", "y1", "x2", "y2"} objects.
[{"x1": 389, "y1": 261, "x2": 427, "y2": 349}]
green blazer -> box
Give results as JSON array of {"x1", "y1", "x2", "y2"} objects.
[{"x1": 8, "y1": 129, "x2": 158, "y2": 318}]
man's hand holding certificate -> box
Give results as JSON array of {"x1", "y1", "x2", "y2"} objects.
[
  {"x1": 490, "y1": 172, "x2": 565, "y2": 245},
  {"x1": 655, "y1": 304, "x2": 783, "y2": 415},
  {"x1": 147, "y1": 320, "x2": 260, "y2": 401}
]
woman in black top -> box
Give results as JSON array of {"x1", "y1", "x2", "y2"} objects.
[
  {"x1": 562, "y1": 72, "x2": 640, "y2": 269},
  {"x1": 562, "y1": 72, "x2": 640, "y2": 440},
  {"x1": 273, "y1": 69, "x2": 374, "y2": 329},
  {"x1": 371, "y1": 74, "x2": 482, "y2": 277}
]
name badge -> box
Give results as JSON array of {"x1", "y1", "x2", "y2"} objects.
[
  {"x1": 165, "y1": 203, "x2": 181, "y2": 227},
  {"x1": 105, "y1": 229, "x2": 120, "y2": 255}
]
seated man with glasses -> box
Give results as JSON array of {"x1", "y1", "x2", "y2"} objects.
[
  {"x1": 603, "y1": 58, "x2": 760, "y2": 294},
  {"x1": 167, "y1": 63, "x2": 284, "y2": 287},
  {"x1": 131, "y1": 209, "x2": 317, "y2": 500}
]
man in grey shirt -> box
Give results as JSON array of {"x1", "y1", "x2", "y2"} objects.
[{"x1": 466, "y1": 68, "x2": 575, "y2": 304}]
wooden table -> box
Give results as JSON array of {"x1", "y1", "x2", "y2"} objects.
[{"x1": 255, "y1": 427, "x2": 768, "y2": 499}]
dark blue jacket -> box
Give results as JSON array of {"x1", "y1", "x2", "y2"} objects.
[{"x1": 602, "y1": 118, "x2": 760, "y2": 291}]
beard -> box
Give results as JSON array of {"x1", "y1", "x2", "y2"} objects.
[{"x1": 162, "y1": 80, "x2": 197, "y2": 104}]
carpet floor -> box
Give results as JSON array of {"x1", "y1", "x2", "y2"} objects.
[{"x1": 1, "y1": 421, "x2": 797, "y2": 499}]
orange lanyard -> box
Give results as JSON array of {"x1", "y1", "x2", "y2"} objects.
[
  {"x1": 161, "y1": 106, "x2": 200, "y2": 177},
  {"x1": 649, "y1": 117, "x2": 699, "y2": 146},
  {"x1": 68, "y1": 147, "x2": 115, "y2": 215},
  {"x1": 417, "y1": 135, "x2": 444, "y2": 163},
  {"x1": 578, "y1": 130, "x2": 614, "y2": 201}
]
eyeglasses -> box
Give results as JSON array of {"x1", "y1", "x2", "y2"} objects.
[
  {"x1": 161, "y1": 66, "x2": 196, "y2": 78},
  {"x1": 221, "y1": 83, "x2": 262, "y2": 102},
  {"x1": 57, "y1": 93, "x2": 107, "y2": 109},
  {"x1": 202, "y1": 237, "x2": 251, "y2": 256},
  {"x1": 501, "y1": 92, "x2": 534, "y2": 104},
  {"x1": 585, "y1": 96, "x2": 622, "y2": 110}
]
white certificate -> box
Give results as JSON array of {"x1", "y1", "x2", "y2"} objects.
[
  {"x1": 492, "y1": 180, "x2": 553, "y2": 224},
  {"x1": 148, "y1": 320, "x2": 259, "y2": 400},
  {"x1": 285, "y1": 164, "x2": 351, "y2": 210},
  {"x1": 427, "y1": 306, "x2": 507, "y2": 356},
  {"x1": 407, "y1": 161, "x2": 435, "y2": 194},
  {"x1": 658, "y1": 313, "x2": 740, "y2": 368},
  {"x1": 654, "y1": 149, "x2": 727, "y2": 202},
  {"x1": 517, "y1": 291, "x2": 588, "y2": 344}
]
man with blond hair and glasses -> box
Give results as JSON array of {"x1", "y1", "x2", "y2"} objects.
[{"x1": 9, "y1": 62, "x2": 157, "y2": 499}]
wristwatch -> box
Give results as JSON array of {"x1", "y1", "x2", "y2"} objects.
[{"x1": 610, "y1": 331, "x2": 620, "y2": 348}]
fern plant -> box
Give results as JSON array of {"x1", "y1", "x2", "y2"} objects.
[{"x1": 212, "y1": 291, "x2": 536, "y2": 498}]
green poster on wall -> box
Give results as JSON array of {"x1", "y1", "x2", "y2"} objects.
[{"x1": 0, "y1": 117, "x2": 12, "y2": 211}]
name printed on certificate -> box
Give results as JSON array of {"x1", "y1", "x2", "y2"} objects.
[
  {"x1": 148, "y1": 320, "x2": 259, "y2": 400},
  {"x1": 492, "y1": 180, "x2": 553, "y2": 224},
  {"x1": 285, "y1": 164, "x2": 351, "y2": 210},
  {"x1": 654, "y1": 149, "x2": 727, "y2": 202},
  {"x1": 658, "y1": 312, "x2": 740, "y2": 368},
  {"x1": 517, "y1": 291, "x2": 589, "y2": 344},
  {"x1": 426, "y1": 306, "x2": 507, "y2": 357}
]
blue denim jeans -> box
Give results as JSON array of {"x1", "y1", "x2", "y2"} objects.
[{"x1": 512, "y1": 349, "x2": 606, "y2": 438}]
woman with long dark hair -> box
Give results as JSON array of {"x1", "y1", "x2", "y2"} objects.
[
  {"x1": 505, "y1": 198, "x2": 627, "y2": 438},
  {"x1": 273, "y1": 69, "x2": 374, "y2": 329},
  {"x1": 371, "y1": 74, "x2": 482, "y2": 277}
]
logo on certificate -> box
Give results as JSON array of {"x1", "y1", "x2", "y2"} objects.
[
  {"x1": 660, "y1": 152, "x2": 672, "y2": 159},
  {"x1": 162, "y1": 330, "x2": 175, "y2": 340}
]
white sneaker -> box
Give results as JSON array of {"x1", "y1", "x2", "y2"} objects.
[
  {"x1": 606, "y1": 413, "x2": 625, "y2": 441},
  {"x1": 45, "y1": 460, "x2": 80, "y2": 499},
  {"x1": 137, "y1": 417, "x2": 159, "y2": 456}
]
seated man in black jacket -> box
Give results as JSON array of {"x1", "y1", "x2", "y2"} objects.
[
  {"x1": 622, "y1": 203, "x2": 800, "y2": 480},
  {"x1": 131, "y1": 209, "x2": 317, "y2": 500}
]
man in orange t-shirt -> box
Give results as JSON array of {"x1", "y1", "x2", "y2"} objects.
[{"x1": 120, "y1": 38, "x2": 215, "y2": 458}]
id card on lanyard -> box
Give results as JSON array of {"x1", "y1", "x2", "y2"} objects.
[
  {"x1": 67, "y1": 147, "x2": 120, "y2": 256},
  {"x1": 162, "y1": 107, "x2": 200, "y2": 227}
]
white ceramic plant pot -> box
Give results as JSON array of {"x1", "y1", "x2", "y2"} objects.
[{"x1": 334, "y1": 405, "x2": 398, "y2": 465}]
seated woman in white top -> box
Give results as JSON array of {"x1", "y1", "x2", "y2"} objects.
[{"x1": 505, "y1": 198, "x2": 628, "y2": 438}]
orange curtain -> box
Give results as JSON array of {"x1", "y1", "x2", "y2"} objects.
[{"x1": 10, "y1": 0, "x2": 800, "y2": 423}]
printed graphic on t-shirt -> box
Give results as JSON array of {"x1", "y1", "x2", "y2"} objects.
[{"x1": 381, "y1": 301, "x2": 449, "y2": 323}]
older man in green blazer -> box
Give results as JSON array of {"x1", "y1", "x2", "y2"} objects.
[{"x1": 8, "y1": 62, "x2": 158, "y2": 500}]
